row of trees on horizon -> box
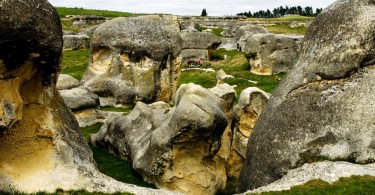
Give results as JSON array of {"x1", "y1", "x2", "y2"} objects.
[{"x1": 237, "y1": 6, "x2": 323, "y2": 18}]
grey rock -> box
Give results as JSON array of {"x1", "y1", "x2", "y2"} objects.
[
  {"x1": 82, "y1": 16, "x2": 182, "y2": 104},
  {"x1": 242, "y1": 161, "x2": 375, "y2": 194},
  {"x1": 180, "y1": 21, "x2": 198, "y2": 33},
  {"x1": 59, "y1": 88, "x2": 99, "y2": 111},
  {"x1": 238, "y1": 0, "x2": 375, "y2": 192},
  {"x1": 72, "y1": 15, "x2": 106, "y2": 27},
  {"x1": 63, "y1": 30, "x2": 77, "y2": 35},
  {"x1": 218, "y1": 38, "x2": 238, "y2": 51},
  {"x1": 63, "y1": 35, "x2": 90, "y2": 50},
  {"x1": 91, "y1": 83, "x2": 229, "y2": 195},
  {"x1": 56, "y1": 74, "x2": 80, "y2": 90},
  {"x1": 235, "y1": 24, "x2": 268, "y2": 49},
  {"x1": 244, "y1": 33, "x2": 304, "y2": 75},
  {"x1": 83, "y1": 77, "x2": 137, "y2": 106},
  {"x1": 78, "y1": 25, "x2": 98, "y2": 36},
  {"x1": 181, "y1": 49, "x2": 209, "y2": 64},
  {"x1": 181, "y1": 31, "x2": 222, "y2": 49}
]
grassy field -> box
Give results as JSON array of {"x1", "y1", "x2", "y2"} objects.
[
  {"x1": 258, "y1": 175, "x2": 375, "y2": 195},
  {"x1": 264, "y1": 23, "x2": 306, "y2": 35},
  {"x1": 179, "y1": 49, "x2": 283, "y2": 97},
  {"x1": 61, "y1": 49, "x2": 91, "y2": 81},
  {"x1": 81, "y1": 124, "x2": 156, "y2": 189},
  {"x1": 56, "y1": 7, "x2": 141, "y2": 18}
]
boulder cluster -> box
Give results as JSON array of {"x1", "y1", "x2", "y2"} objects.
[{"x1": 2, "y1": 0, "x2": 375, "y2": 195}]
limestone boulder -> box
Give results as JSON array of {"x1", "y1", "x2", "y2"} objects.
[
  {"x1": 181, "y1": 31, "x2": 222, "y2": 50},
  {"x1": 218, "y1": 38, "x2": 237, "y2": 51},
  {"x1": 0, "y1": 1, "x2": 171, "y2": 194},
  {"x1": 244, "y1": 33, "x2": 304, "y2": 75},
  {"x1": 181, "y1": 49, "x2": 209, "y2": 64},
  {"x1": 228, "y1": 88, "x2": 269, "y2": 179},
  {"x1": 235, "y1": 24, "x2": 269, "y2": 49},
  {"x1": 239, "y1": 0, "x2": 375, "y2": 192},
  {"x1": 180, "y1": 21, "x2": 198, "y2": 33},
  {"x1": 56, "y1": 74, "x2": 80, "y2": 90},
  {"x1": 59, "y1": 87, "x2": 99, "y2": 111},
  {"x1": 91, "y1": 83, "x2": 229, "y2": 195},
  {"x1": 78, "y1": 25, "x2": 98, "y2": 36},
  {"x1": 63, "y1": 35, "x2": 90, "y2": 50},
  {"x1": 82, "y1": 16, "x2": 182, "y2": 104}
]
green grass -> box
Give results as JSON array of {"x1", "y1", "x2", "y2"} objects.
[
  {"x1": 180, "y1": 49, "x2": 283, "y2": 97},
  {"x1": 61, "y1": 49, "x2": 91, "y2": 81},
  {"x1": 259, "y1": 175, "x2": 375, "y2": 195},
  {"x1": 264, "y1": 23, "x2": 306, "y2": 35},
  {"x1": 80, "y1": 124, "x2": 156, "y2": 189},
  {"x1": 56, "y1": 7, "x2": 142, "y2": 18}
]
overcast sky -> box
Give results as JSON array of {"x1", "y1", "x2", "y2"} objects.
[{"x1": 48, "y1": 0, "x2": 336, "y2": 16}]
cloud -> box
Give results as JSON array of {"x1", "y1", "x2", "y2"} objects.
[{"x1": 48, "y1": 0, "x2": 336, "y2": 16}]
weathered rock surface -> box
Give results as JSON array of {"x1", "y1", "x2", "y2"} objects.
[
  {"x1": 180, "y1": 21, "x2": 198, "y2": 33},
  {"x1": 91, "y1": 83, "x2": 229, "y2": 195},
  {"x1": 82, "y1": 15, "x2": 182, "y2": 104},
  {"x1": 72, "y1": 15, "x2": 106, "y2": 27},
  {"x1": 238, "y1": 0, "x2": 375, "y2": 192},
  {"x1": 228, "y1": 88, "x2": 269, "y2": 179},
  {"x1": 218, "y1": 38, "x2": 238, "y2": 51},
  {"x1": 78, "y1": 25, "x2": 98, "y2": 36},
  {"x1": 244, "y1": 33, "x2": 303, "y2": 75},
  {"x1": 181, "y1": 31, "x2": 222, "y2": 50},
  {"x1": 63, "y1": 35, "x2": 90, "y2": 50},
  {"x1": 235, "y1": 24, "x2": 268, "y2": 49},
  {"x1": 242, "y1": 161, "x2": 375, "y2": 194},
  {"x1": 59, "y1": 88, "x2": 99, "y2": 111},
  {"x1": 56, "y1": 74, "x2": 80, "y2": 90},
  {"x1": 0, "y1": 2, "x2": 174, "y2": 194},
  {"x1": 181, "y1": 49, "x2": 208, "y2": 64}
]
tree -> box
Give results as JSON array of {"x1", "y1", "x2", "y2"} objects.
[{"x1": 201, "y1": 9, "x2": 207, "y2": 17}]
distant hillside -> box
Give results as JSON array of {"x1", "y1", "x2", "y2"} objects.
[{"x1": 55, "y1": 7, "x2": 142, "y2": 18}]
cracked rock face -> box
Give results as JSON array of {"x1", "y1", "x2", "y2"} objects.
[
  {"x1": 238, "y1": 0, "x2": 375, "y2": 192},
  {"x1": 91, "y1": 83, "x2": 229, "y2": 195},
  {"x1": 244, "y1": 33, "x2": 303, "y2": 75},
  {"x1": 0, "y1": 1, "x2": 173, "y2": 194},
  {"x1": 82, "y1": 15, "x2": 182, "y2": 105}
]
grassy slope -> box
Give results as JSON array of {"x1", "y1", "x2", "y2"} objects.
[
  {"x1": 56, "y1": 7, "x2": 141, "y2": 18},
  {"x1": 258, "y1": 175, "x2": 375, "y2": 195},
  {"x1": 61, "y1": 49, "x2": 90, "y2": 81}
]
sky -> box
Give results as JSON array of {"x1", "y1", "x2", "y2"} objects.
[{"x1": 48, "y1": 0, "x2": 337, "y2": 16}]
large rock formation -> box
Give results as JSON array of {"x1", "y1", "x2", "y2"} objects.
[
  {"x1": 180, "y1": 32, "x2": 221, "y2": 65},
  {"x1": 228, "y1": 88, "x2": 270, "y2": 179},
  {"x1": 181, "y1": 32, "x2": 222, "y2": 50},
  {"x1": 82, "y1": 15, "x2": 182, "y2": 105},
  {"x1": 91, "y1": 83, "x2": 230, "y2": 195},
  {"x1": 238, "y1": 0, "x2": 375, "y2": 192},
  {"x1": 244, "y1": 33, "x2": 303, "y2": 75},
  {"x1": 0, "y1": 1, "x2": 173, "y2": 194},
  {"x1": 235, "y1": 24, "x2": 269, "y2": 49},
  {"x1": 63, "y1": 35, "x2": 90, "y2": 50}
]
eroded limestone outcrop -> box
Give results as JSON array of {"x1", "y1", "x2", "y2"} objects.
[
  {"x1": 91, "y1": 83, "x2": 230, "y2": 195},
  {"x1": 235, "y1": 24, "x2": 269, "y2": 50},
  {"x1": 63, "y1": 35, "x2": 90, "y2": 50},
  {"x1": 228, "y1": 88, "x2": 270, "y2": 179},
  {"x1": 244, "y1": 33, "x2": 303, "y2": 75},
  {"x1": 82, "y1": 15, "x2": 182, "y2": 105},
  {"x1": 0, "y1": 1, "x2": 174, "y2": 194},
  {"x1": 239, "y1": 0, "x2": 375, "y2": 192}
]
